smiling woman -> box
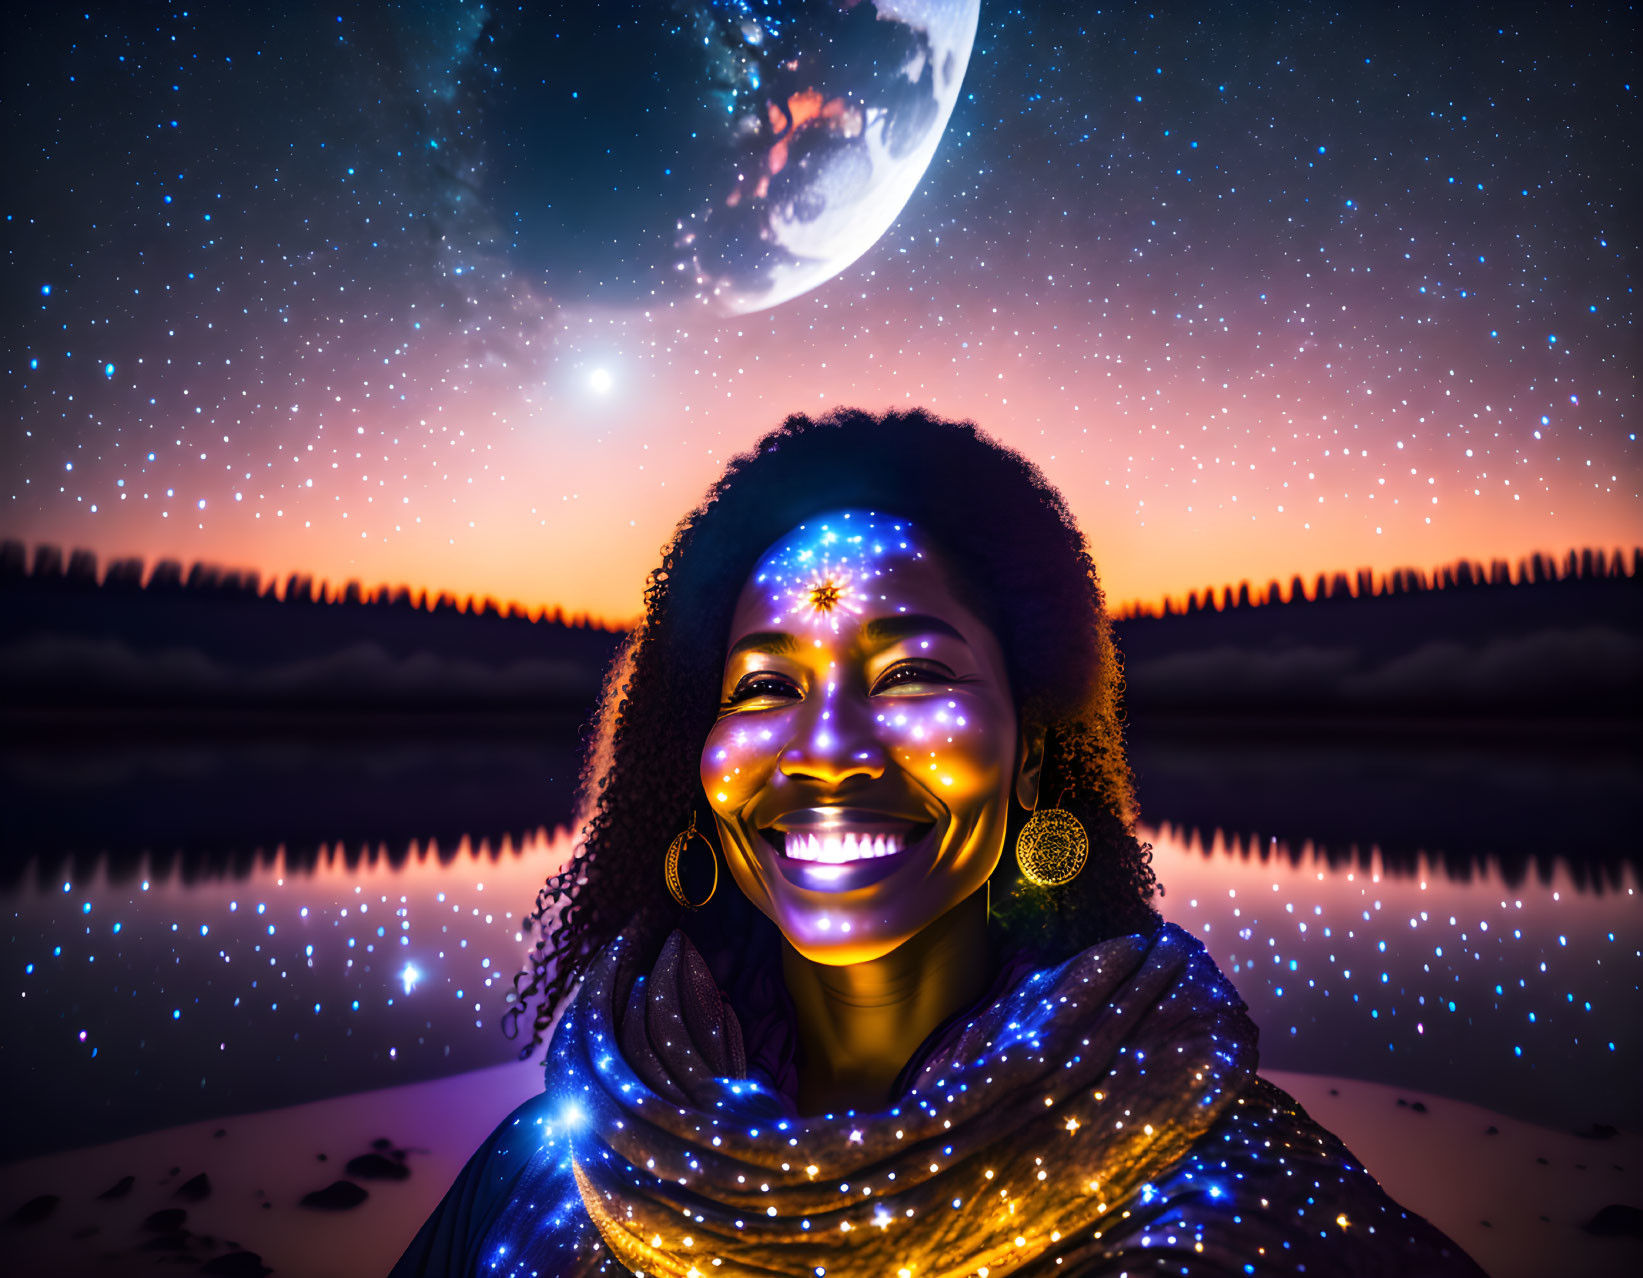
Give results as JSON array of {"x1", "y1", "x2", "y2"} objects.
[
  {"x1": 706, "y1": 512, "x2": 1028, "y2": 1114},
  {"x1": 390, "y1": 409, "x2": 1483, "y2": 1277},
  {"x1": 708, "y1": 516, "x2": 1022, "y2": 936}
]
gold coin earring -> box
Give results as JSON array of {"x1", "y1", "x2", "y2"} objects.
[
  {"x1": 664, "y1": 811, "x2": 720, "y2": 909},
  {"x1": 1015, "y1": 787, "x2": 1089, "y2": 887}
]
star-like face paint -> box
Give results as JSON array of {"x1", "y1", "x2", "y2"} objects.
[{"x1": 700, "y1": 510, "x2": 1022, "y2": 965}]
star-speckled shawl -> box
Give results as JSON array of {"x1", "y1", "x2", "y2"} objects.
[
  {"x1": 562, "y1": 923, "x2": 1252, "y2": 1276},
  {"x1": 390, "y1": 923, "x2": 1484, "y2": 1278}
]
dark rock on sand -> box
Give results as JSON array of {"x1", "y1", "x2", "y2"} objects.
[
  {"x1": 71, "y1": 1225, "x2": 100, "y2": 1239},
  {"x1": 8, "y1": 1194, "x2": 59, "y2": 1227},
  {"x1": 140, "y1": 1230, "x2": 190, "y2": 1251},
  {"x1": 372, "y1": 1137, "x2": 393, "y2": 1151},
  {"x1": 346, "y1": 1152, "x2": 411, "y2": 1181},
  {"x1": 142, "y1": 1208, "x2": 188, "y2": 1232},
  {"x1": 176, "y1": 1172, "x2": 213, "y2": 1201},
  {"x1": 201, "y1": 1249, "x2": 271, "y2": 1276},
  {"x1": 1574, "y1": 1122, "x2": 1619, "y2": 1140},
  {"x1": 300, "y1": 1180, "x2": 368, "y2": 1210},
  {"x1": 97, "y1": 1174, "x2": 136, "y2": 1200},
  {"x1": 1583, "y1": 1203, "x2": 1643, "y2": 1238}
]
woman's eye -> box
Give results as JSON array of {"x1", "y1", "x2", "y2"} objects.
[
  {"x1": 872, "y1": 663, "x2": 955, "y2": 694},
  {"x1": 724, "y1": 674, "x2": 801, "y2": 705}
]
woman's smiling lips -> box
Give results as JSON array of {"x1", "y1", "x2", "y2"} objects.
[{"x1": 756, "y1": 807, "x2": 938, "y2": 891}]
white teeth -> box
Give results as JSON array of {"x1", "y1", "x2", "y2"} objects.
[{"x1": 783, "y1": 830, "x2": 906, "y2": 863}]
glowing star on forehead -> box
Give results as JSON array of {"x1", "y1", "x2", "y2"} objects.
[
  {"x1": 786, "y1": 563, "x2": 867, "y2": 632},
  {"x1": 808, "y1": 579, "x2": 843, "y2": 613}
]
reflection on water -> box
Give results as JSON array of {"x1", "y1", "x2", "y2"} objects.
[
  {"x1": 1143, "y1": 823, "x2": 1640, "y2": 1132},
  {"x1": 1127, "y1": 723, "x2": 1639, "y2": 890},
  {"x1": 0, "y1": 732, "x2": 585, "y2": 889},
  {"x1": 2, "y1": 832, "x2": 571, "y2": 1162},
  {"x1": 2, "y1": 730, "x2": 1638, "y2": 1163}
]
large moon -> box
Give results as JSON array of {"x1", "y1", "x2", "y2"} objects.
[{"x1": 467, "y1": 1, "x2": 981, "y2": 315}]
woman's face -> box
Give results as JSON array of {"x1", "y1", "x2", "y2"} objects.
[{"x1": 700, "y1": 509, "x2": 1024, "y2": 965}]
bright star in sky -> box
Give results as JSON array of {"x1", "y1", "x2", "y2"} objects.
[
  {"x1": 400, "y1": 962, "x2": 420, "y2": 995},
  {"x1": 588, "y1": 367, "x2": 613, "y2": 395}
]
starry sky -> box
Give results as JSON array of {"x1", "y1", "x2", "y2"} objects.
[{"x1": 5, "y1": 1, "x2": 1637, "y2": 622}]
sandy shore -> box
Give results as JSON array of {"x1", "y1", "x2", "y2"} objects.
[
  {"x1": 1267, "y1": 1071, "x2": 1641, "y2": 1278},
  {"x1": 2, "y1": 1064, "x2": 1637, "y2": 1277}
]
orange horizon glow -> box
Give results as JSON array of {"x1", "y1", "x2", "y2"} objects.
[
  {"x1": 15, "y1": 316, "x2": 1637, "y2": 627},
  {"x1": 22, "y1": 490, "x2": 1636, "y2": 631},
  {"x1": 6, "y1": 528, "x2": 1634, "y2": 633},
  {"x1": 11, "y1": 251, "x2": 1639, "y2": 631}
]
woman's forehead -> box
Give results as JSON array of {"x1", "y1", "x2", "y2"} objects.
[{"x1": 737, "y1": 508, "x2": 937, "y2": 632}]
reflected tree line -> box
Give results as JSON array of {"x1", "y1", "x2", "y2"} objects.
[
  {"x1": 9, "y1": 805, "x2": 1628, "y2": 895},
  {"x1": 1154, "y1": 822, "x2": 1633, "y2": 895},
  {"x1": 0, "y1": 736, "x2": 583, "y2": 890},
  {"x1": 1127, "y1": 724, "x2": 1640, "y2": 895},
  {"x1": 3, "y1": 831, "x2": 564, "y2": 894}
]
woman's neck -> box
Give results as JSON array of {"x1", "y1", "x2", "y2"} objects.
[{"x1": 782, "y1": 888, "x2": 992, "y2": 1115}]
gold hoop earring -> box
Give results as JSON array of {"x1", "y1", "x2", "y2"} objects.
[
  {"x1": 1015, "y1": 787, "x2": 1088, "y2": 887},
  {"x1": 664, "y1": 812, "x2": 719, "y2": 909}
]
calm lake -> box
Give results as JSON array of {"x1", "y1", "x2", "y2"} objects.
[{"x1": 3, "y1": 724, "x2": 1638, "y2": 1163}]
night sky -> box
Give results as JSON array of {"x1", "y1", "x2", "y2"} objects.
[{"x1": 5, "y1": 1, "x2": 1637, "y2": 621}]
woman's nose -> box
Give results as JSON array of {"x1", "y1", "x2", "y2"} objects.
[{"x1": 778, "y1": 686, "x2": 887, "y2": 785}]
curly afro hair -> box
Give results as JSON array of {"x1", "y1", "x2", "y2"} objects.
[{"x1": 504, "y1": 407, "x2": 1160, "y2": 1054}]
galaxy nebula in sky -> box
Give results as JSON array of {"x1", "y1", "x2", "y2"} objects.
[{"x1": 5, "y1": 1, "x2": 1637, "y2": 620}]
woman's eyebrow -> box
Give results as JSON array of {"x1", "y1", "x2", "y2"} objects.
[
  {"x1": 861, "y1": 614, "x2": 968, "y2": 646},
  {"x1": 725, "y1": 630, "x2": 801, "y2": 662}
]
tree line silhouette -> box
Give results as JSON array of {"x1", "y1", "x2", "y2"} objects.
[
  {"x1": 0, "y1": 538, "x2": 625, "y2": 712},
  {"x1": 1116, "y1": 546, "x2": 1642, "y2": 621},
  {"x1": 5, "y1": 537, "x2": 1635, "y2": 630},
  {"x1": 0, "y1": 538, "x2": 620, "y2": 631}
]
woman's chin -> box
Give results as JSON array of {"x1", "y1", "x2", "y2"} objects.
[
  {"x1": 759, "y1": 890, "x2": 927, "y2": 965},
  {"x1": 777, "y1": 924, "x2": 918, "y2": 967}
]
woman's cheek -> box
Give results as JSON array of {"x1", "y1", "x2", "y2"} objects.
[
  {"x1": 880, "y1": 695, "x2": 1009, "y2": 799},
  {"x1": 700, "y1": 716, "x2": 787, "y2": 814}
]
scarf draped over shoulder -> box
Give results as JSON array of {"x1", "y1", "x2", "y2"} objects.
[{"x1": 390, "y1": 923, "x2": 1483, "y2": 1277}]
